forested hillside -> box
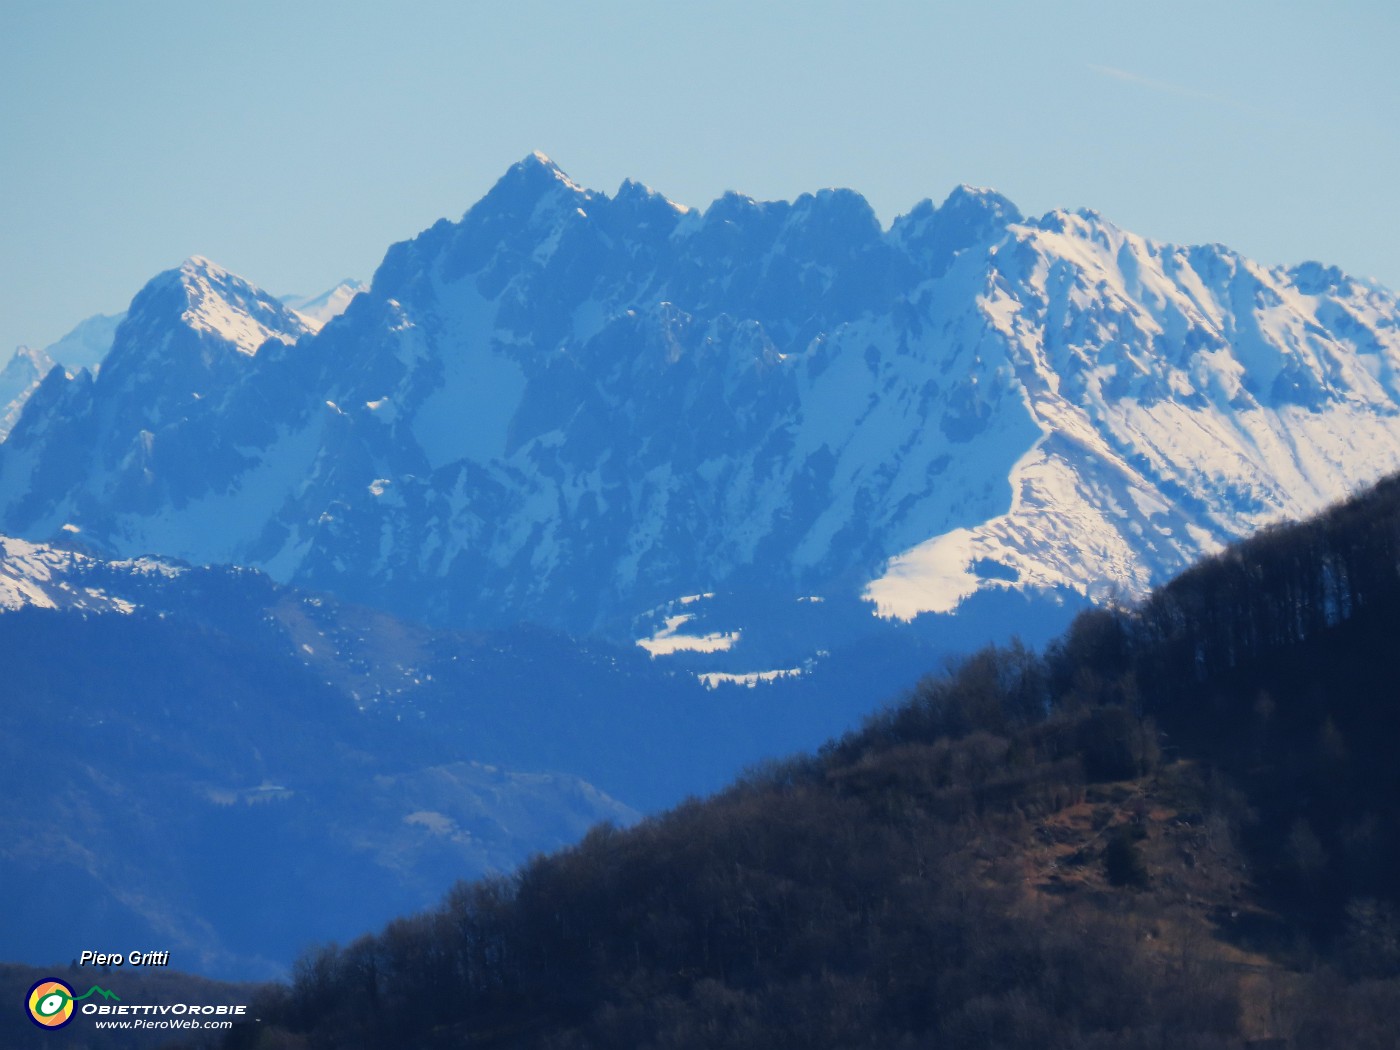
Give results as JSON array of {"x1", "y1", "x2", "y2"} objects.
[{"x1": 222, "y1": 475, "x2": 1400, "y2": 1049}]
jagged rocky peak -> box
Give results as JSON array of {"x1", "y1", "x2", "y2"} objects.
[
  {"x1": 476, "y1": 150, "x2": 593, "y2": 219},
  {"x1": 614, "y1": 177, "x2": 691, "y2": 214},
  {"x1": 526, "y1": 148, "x2": 574, "y2": 178},
  {"x1": 767, "y1": 187, "x2": 886, "y2": 261},
  {"x1": 1029, "y1": 205, "x2": 1106, "y2": 237},
  {"x1": 889, "y1": 183, "x2": 1024, "y2": 276},
  {"x1": 374, "y1": 153, "x2": 607, "y2": 299},
  {"x1": 95, "y1": 256, "x2": 314, "y2": 393},
  {"x1": 1289, "y1": 260, "x2": 1351, "y2": 296},
  {"x1": 932, "y1": 184, "x2": 1024, "y2": 235},
  {"x1": 2, "y1": 346, "x2": 55, "y2": 384},
  {"x1": 0, "y1": 346, "x2": 59, "y2": 441},
  {"x1": 700, "y1": 189, "x2": 792, "y2": 230}
]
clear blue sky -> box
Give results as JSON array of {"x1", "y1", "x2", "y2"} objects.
[{"x1": 2, "y1": 1, "x2": 1396, "y2": 358}]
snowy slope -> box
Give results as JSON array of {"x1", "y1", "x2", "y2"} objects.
[
  {"x1": 0, "y1": 534, "x2": 184, "y2": 612},
  {"x1": 0, "y1": 314, "x2": 125, "y2": 440},
  {"x1": 2, "y1": 155, "x2": 1398, "y2": 652},
  {"x1": 866, "y1": 217, "x2": 1400, "y2": 617},
  {"x1": 155, "y1": 255, "x2": 315, "y2": 356}
]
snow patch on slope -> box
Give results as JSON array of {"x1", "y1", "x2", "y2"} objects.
[
  {"x1": 636, "y1": 614, "x2": 739, "y2": 656},
  {"x1": 696, "y1": 667, "x2": 803, "y2": 689}
]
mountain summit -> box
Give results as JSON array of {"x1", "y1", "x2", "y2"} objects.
[{"x1": 1, "y1": 156, "x2": 1398, "y2": 652}]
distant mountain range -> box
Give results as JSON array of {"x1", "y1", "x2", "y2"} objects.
[
  {"x1": 1, "y1": 154, "x2": 1397, "y2": 674},
  {"x1": 280, "y1": 279, "x2": 368, "y2": 329}
]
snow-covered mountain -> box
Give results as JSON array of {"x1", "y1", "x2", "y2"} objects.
[
  {"x1": 281, "y1": 278, "x2": 367, "y2": 329},
  {"x1": 40, "y1": 309, "x2": 126, "y2": 372},
  {"x1": 0, "y1": 256, "x2": 316, "y2": 532},
  {"x1": 0, "y1": 348, "x2": 55, "y2": 441},
  {"x1": 3, "y1": 154, "x2": 1399, "y2": 655},
  {"x1": 0, "y1": 314, "x2": 124, "y2": 439},
  {"x1": 0, "y1": 278, "x2": 363, "y2": 445}
]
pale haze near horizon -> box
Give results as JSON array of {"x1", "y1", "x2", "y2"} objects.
[{"x1": 1, "y1": 1, "x2": 1396, "y2": 360}]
